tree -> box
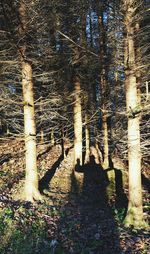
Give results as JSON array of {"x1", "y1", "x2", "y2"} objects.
[
  {"x1": 18, "y1": 0, "x2": 42, "y2": 201},
  {"x1": 98, "y1": 3, "x2": 109, "y2": 169},
  {"x1": 73, "y1": 75, "x2": 83, "y2": 166},
  {"x1": 123, "y1": 0, "x2": 144, "y2": 227}
]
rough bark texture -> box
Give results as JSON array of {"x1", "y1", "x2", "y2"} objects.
[
  {"x1": 22, "y1": 62, "x2": 41, "y2": 202},
  {"x1": 51, "y1": 129, "x2": 55, "y2": 146},
  {"x1": 19, "y1": 0, "x2": 41, "y2": 202},
  {"x1": 98, "y1": 10, "x2": 109, "y2": 169},
  {"x1": 85, "y1": 113, "x2": 90, "y2": 164},
  {"x1": 61, "y1": 126, "x2": 66, "y2": 159},
  {"x1": 102, "y1": 114, "x2": 109, "y2": 169},
  {"x1": 73, "y1": 77, "x2": 82, "y2": 167},
  {"x1": 124, "y1": 0, "x2": 144, "y2": 227}
]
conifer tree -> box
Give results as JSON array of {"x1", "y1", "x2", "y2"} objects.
[{"x1": 123, "y1": 0, "x2": 144, "y2": 227}]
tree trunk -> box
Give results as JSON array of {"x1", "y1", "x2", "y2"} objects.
[
  {"x1": 125, "y1": 75, "x2": 143, "y2": 227},
  {"x1": 85, "y1": 113, "x2": 90, "y2": 163},
  {"x1": 102, "y1": 113, "x2": 109, "y2": 169},
  {"x1": 61, "y1": 126, "x2": 66, "y2": 159},
  {"x1": 146, "y1": 81, "x2": 149, "y2": 101},
  {"x1": 98, "y1": 9, "x2": 109, "y2": 169},
  {"x1": 19, "y1": 0, "x2": 41, "y2": 202},
  {"x1": 22, "y1": 62, "x2": 41, "y2": 202},
  {"x1": 124, "y1": 0, "x2": 144, "y2": 227},
  {"x1": 40, "y1": 100, "x2": 44, "y2": 143},
  {"x1": 40, "y1": 129, "x2": 44, "y2": 143},
  {"x1": 73, "y1": 76, "x2": 82, "y2": 167},
  {"x1": 50, "y1": 129, "x2": 55, "y2": 146}
]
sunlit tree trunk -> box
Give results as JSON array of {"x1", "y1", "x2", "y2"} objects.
[
  {"x1": 6, "y1": 124, "x2": 10, "y2": 135},
  {"x1": 73, "y1": 76, "x2": 82, "y2": 166},
  {"x1": 102, "y1": 113, "x2": 109, "y2": 169},
  {"x1": 98, "y1": 11, "x2": 109, "y2": 169},
  {"x1": 19, "y1": 1, "x2": 41, "y2": 202},
  {"x1": 22, "y1": 62, "x2": 41, "y2": 201},
  {"x1": 61, "y1": 126, "x2": 66, "y2": 159},
  {"x1": 123, "y1": 0, "x2": 144, "y2": 227},
  {"x1": 146, "y1": 81, "x2": 149, "y2": 101},
  {"x1": 50, "y1": 129, "x2": 55, "y2": 146},
  {"x1": 40, "y1": 129, "x2": 44, "y2": 143},
  {"x1": 85, "y1": 113, "x2": 90, "y2": 163},
  {"x1": 40, "y1": 101, "x2": 44, "y2": 143}
]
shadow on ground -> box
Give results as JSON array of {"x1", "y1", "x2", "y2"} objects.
[
  {"x1": 39, "y1": 147, "x2": 70, "y2": 193},
  {"x1": 142, "y1": 173, "x2": 150, "y2": 194},
  {"x1": 55, "y1": 155, "x2": 124, "y2": 253},
  {"x1": 39, "y1": 154, "x2": 64, "y2": 193},
  {"x1": 37, "y1": 145, "x2": 52, "y2": 159}
]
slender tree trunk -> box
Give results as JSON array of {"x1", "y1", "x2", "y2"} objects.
[
  {"x1": 102, "y1": 113, "x2": 109, "y2": 169},
  {"x1": 146, "y1": 81, "x2": 149, "y2": 101},
  {"x1": 73, "y1": 76, "x2": 82, "y2": 167},
  {"x1": 6, "y1": 124, "x2": 10, "y2": 135},
  {"x1": 22, "y1": 62, "x2": 41, "y2": 202},
  {"x1": 124, "y1": 0, "x2": 144, "y2": 227},
  {"x1": 50, "y1": 129, "x2": 55, "y2": 146},
  {"x1": 85, "y1": 113, "x2": 90, "y2": 163},
  {"x1": 89, "y1": 10, "x2": 93, "y2": 47},
  {"x1": 19, "y1": 1, "x2": 41, "y2": 202},
  {"x1": 98, "y1": 10, "x2": 109, "y2": 169},
  {"x1": 40, "y1": 129, "x2": 44, "y2": 143},
  {"x1": 40, "y1": 100, "x2": 44, "y2": 143},
  {"x1": 61, "y1": 126, "x2": 66, "y2": 159}
]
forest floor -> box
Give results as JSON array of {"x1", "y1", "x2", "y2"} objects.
[{"x1": 0, "y1": 139, "x2": 149, "y2": 254}]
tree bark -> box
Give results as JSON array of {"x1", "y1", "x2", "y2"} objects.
[
  {"x1": 102, "y1": 113, "x2": 109, "y2": 169},
  {"x1": 124, "y1": 0, "x2": 144, "y2": 227},
  {"x1": 85, "y1": 113, "x2": 90, "y2": 163},
  {"x1": 40, "y1": 129, "x2": 44, "y2": 143},
  {"x1": 61, "y1": 126, "x2": 66, "y2": 159},
  {"x1": 22, "y1": 62, "x2": 41, "y2": 202},
  {"x1": 50, "y1": 129, "x2": 55, "y2": 146},
  {"x1": 73, "y1": 76, "x2": 82, "y2": 167},
  {"x1": 19, "y1": 0, "x2": 41, "y2": 202},
  {"x1": 98, "y1": 10, "x2": 109, "y2": 169}
]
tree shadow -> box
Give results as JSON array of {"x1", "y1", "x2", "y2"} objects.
[
  {"x1": 39, "y1": 154, "x2": 64, "y2": 193},
  {"x1": 142, "y1": 173, "x2": 150, "y2": 193},
  {"x1": 114, "y1": 168, "x2": 128, "y2": 210},
  {"x1": 64, "y1": 147, "x2": 71, "y2": 157},
  {"x1": 106, "y1": 157, "x2": 128, "y2": 214},
  {"x1": 55, "y1": 155, "x2": 122, "y2": 253},
  {"x1": 37, "y1": 145, "x2": 52, "y2": 159},
  {"x1": 39, "y1": 147, "x2": 71, "y2": 193}
]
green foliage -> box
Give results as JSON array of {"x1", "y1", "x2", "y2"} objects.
[
  {"x1": 113, "y1": 208, "x2": 126, "y2": 222},
  {"x1": 0, "y1": 207, "x2": 14, "y2": 232},
  {"x1": 0, "y1": 206, "x2": 52, "y2": 254},
  {"x1": 0, "y1": 212, "x2": 5, "y2": 234},
  {"x1": 0, "y1": 171, "x2": 7, "y2": 176},
  {"x1": 4, "y1": 207, "x2": 14, "y2": 219}
]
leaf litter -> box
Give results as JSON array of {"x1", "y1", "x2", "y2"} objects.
[{"x1": 0, "y1": 139, "x2": 149, "y2": 254}]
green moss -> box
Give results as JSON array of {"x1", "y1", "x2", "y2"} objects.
[
  {"x1": 106, "y1": 170, "x2": 115, "y2": 199},
  {"x1": 124, "y1": 208, "x2": 148, "y2": 228}
]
